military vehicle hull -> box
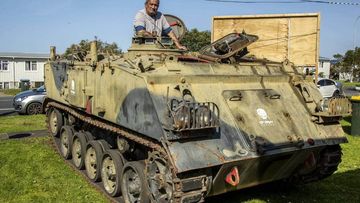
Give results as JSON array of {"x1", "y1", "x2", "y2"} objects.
[{"x1": 44, "y1": 33, "x2": 350, "y2": 202}]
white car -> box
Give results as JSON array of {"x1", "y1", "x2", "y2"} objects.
[{"x1": 317, "y1": 79, "x2": 342, "y2": 98}]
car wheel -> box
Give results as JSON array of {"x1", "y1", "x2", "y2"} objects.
[
  {"x1": 26, "y1": 102, "x2": 43, "y2": 115},
  {"x1": 332, "y1": 90, "x2": 340, "y2": 98}
]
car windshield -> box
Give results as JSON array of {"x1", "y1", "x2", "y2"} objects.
[{"x1": 36, "y1": 85, "x2": 46, "y2": 92}]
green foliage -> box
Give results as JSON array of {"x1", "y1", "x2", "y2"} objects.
[
  {"x1": 0, "y1": 115, "x2": 46, "y2": 133},
  {"x1": 0, "y1": 89, "x2": 21, "y2": 96},
  {"x1": 181, "y1": 29, "x2": 211, "y2": 52},
  {"x1": 332, "y1": 47, "x2": 360, "y2": 78},
  {"x1": 63, "y1": 39, "x2": 122, "y2": 58}
]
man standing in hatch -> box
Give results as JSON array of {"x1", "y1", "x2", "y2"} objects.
[{"x1": 134, "y1": 0, "x2": 187, "y2": 50}]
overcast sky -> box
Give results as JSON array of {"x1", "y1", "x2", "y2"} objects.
[{"x1": 0, "y1": 0, "x2": 359, "y2": 58}]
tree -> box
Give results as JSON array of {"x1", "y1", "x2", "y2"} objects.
[
  {"x1": 63, "y1": 38, "x2": 122, "y2": 58},
  {"x1": 181, "y1": 29, "x2": 211, "y2": 52},
  {"x1": 331, "y1": 47, "x2": 360, "y2": 81}
]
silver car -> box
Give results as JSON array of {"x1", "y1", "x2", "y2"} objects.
[{"x1": 13, "y1": 85, "x2": 46, "y2": 115}]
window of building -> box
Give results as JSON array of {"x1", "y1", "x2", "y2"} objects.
[
  {"x1": 25, "y1": 61, "x2": 37, "y2": 71},
  {"x1": 31, "y1": 61, "x2": 37, "y2": 71},
  {"x1": 0, "y1": 82, "x2": 3, "y2": 89},
  {"x1": 25, "y1": 61, "x2": 31, "y2": 71},
  {"x1": 0, "y1": 60, "x2": 9, "y2": 71}
]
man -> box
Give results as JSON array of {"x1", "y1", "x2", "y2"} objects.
[{"x1": 134, "y1": 0, "x2": 187, "y2": 50}]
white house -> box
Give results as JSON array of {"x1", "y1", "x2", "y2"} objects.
[
  {"x1": 318, "y1": 56, "x2": 331, "y2": 79},
  {"x1": 0, "y1": 52, "x2": 49, "y2": 89}
]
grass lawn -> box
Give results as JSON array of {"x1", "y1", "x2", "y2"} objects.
[
  {"x1": 0, "y1": 115, "x2": 359, "y2": 203},
  {"x1": 0, "y1": 137, "x2": 108, "y2": 203},
  {"x1": 0, "y1": 88, "x2": 21, "y2": 96},
  {"x1": 341, "y1": 82, "x2": 360, "y2": 87},
  {"x1": 0, "y1": 114, "x2": 47, "y2": 133}
]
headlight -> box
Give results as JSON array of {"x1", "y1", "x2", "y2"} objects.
[
  {"x1": 170, "y1": 99, "x2": 219, "y2": 131},
  {"x1": 15, "y1": 96, "x2": 28, "y2": 102},
  {"x1": 173, "y1": 105, "x2": 190, "y2": 130}
]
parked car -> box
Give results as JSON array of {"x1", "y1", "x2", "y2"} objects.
[
  {"x1": 13, "y1": 85, "x2": 46, "y2": 115},
  {"x1": 317, "y1": 79, "x2": 343, "y2": 98},
  {"x1": 355, "y1": 85, "x2": 360, "y2": 91}
]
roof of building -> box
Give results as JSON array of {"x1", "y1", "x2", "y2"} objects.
[
  {"x1": 319, "y1": 56, "x2": 331, "y2": 61},
  {"x1": 0, "y1": 52, "x2": 49, "y2": 59}
]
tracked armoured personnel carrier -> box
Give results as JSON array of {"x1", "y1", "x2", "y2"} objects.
[{"x1": 44, "y1": 16, "x2": 351, "y2": 203}]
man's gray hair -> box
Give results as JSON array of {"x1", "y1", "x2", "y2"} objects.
[{"x1": 145, "y1": 0, "x2": 160, "y2": 5}]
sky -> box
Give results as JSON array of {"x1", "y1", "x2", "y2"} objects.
[{"x1": 0, "y1": 0, "x2": 359, "y2": 58}]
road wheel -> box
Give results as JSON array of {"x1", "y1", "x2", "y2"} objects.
[
  {"x1": 85, "y1": 140, "x2": 108, "y2": 182},
  {"x1": 59, "y1": 126, "x2": 75, "y2": 159},
  {"x1": 47, "y1": 108, "x2": 64, "y2": 137},
  {"x1": 26, "y1": 102, "x2": 42, "y2": 115},
  {"x1": 101, "y1": 150, "x2": 125, "y2": 197},
  {"x1": 71, "y1": 132, "x2": 90, "y2": 169},
  {"x1": 121, "y1": 161, "x2": 150, "y2": 203}
]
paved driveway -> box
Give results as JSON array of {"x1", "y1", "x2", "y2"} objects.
[{"x1": 0, "y1": 93, "x2": 15, "y2": 116}]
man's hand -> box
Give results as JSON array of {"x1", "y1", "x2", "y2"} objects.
[
  {"x1": 168, "y1": 31, "x2": 187, "y2": 51},
  {"x1": 175, "y1": 44, "x2": 188, "y2": 51}
]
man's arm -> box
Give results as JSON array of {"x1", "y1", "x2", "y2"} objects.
[
  {"x1": 168, "y1": 31, "x2": 187, "y2": 50},
  {"x1": 160, "y1": 13, "x2": 187, "y2": 50},
  {"x1": 136, "y1": 29, "x2": 154, "y2": 37}
]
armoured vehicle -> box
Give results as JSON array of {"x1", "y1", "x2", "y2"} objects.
[{"x1": 44, "y1": 16, "x2": 351, "y2": 203}]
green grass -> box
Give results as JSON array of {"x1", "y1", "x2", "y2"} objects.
[
  {"x1": 0, "y1": 137, "x2": 108, "y2": 203},
  {"x1": 0, "y1": 88, "x2": 21, "y2": 96},
  {"x1": 341, "y1": 82, "x2": 360, "y2": 87},
  {"x1": 0, "y1": 116, "x2": 359, "y2": 203},
  {"x1": 0, "y1": 115, "x2": 47, "y2": 133}
]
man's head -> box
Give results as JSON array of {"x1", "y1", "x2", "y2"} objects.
[{"x1": 145, "y1": 0, "x2": 159, "y2": 17}]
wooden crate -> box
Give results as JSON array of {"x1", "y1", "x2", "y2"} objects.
[{"x1": 212, "y1": 13, "x2": 320, "y2": 67}]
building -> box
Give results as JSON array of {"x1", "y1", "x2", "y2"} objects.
[
  {"x1": 0, "y1": 52, "x2": 49, "y2": 89},
  {"x1": 318, "y1": 56, "x2": 331, "y2": 79}
]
